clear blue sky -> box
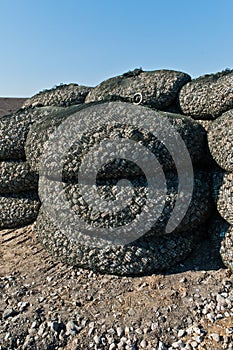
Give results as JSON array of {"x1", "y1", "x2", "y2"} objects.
[{"x1": 0, "y1": 0, "x2": 232, "y2": 97}]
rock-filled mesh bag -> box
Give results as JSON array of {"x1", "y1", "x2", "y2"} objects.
[
  {"x1": 0, "y1": 191, "x2": 40, "y2": 229},
  {"x1": 179, "y1": 69, "x2": 233, "y2": 119},
  {"x1": 0, "y1": 106, "x2": 63, "y2": 160},
  {"x1": 86, "y1": 69, "x2": 190, "y2": 110},
  {"x1": 38, "y1": 171, "x2": 212, "y2": 237},
  {"x1": 208, "y1": 110, "x2": 233, "y2": 172},
  {"x1": 212, "y1": 171, "x2": 233, "y2": 225},
  {"x1": 23, "y1": 84, "x2": 93, "y2": 109},
  {"x1": 25, "y1": 102, "x2": 207, "y2": 181},
  {"x1": 36, "y1": 206, "x2": 205, "y2": 276}
]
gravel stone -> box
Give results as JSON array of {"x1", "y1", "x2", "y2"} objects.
[
  {"x1": 177, "y1": 329, "x2": 185, "y2": 338},
  {"x1": 23, "y1": 83, "x2": 92, "y2": 108},
  {"x1": 209, "y1": 333, "x2": 220, "y2": 342},
  {"x1": 190, "y1": 340, "x2": 198, "y2": 347},
  {"x1": 140, "y1": 339, "x2": 147, "y2": 348},
  {"x1": 18, "y1": 301, "x2": 29, "y2": 312},
  {"x1": 3, "y1": 307, "x2": 18, "y2": 319},
  {"x1": 179, "y1": 69, "x2": 233, "y2": 119},
  {"x1": 109, "y1": 344, "x2": 116, "y2": 350},
  {"x1": 158, "y1": 341, "x2": 168, "y2": 350},
  {"x1": 206, "y1": 312, "x2": 215, "y2": 323},
  {"x1": 65, "y1": 320, "x2": 80, "y2": 336},
  {"x1": 93, "y1": 334, "x2": 100, "y2": 344},
  {"x1": 226, "y1": 328, "x2": 233, "y2": 335},
  {"x1": 116, "y1": 327, "x2": 124, "y2": 337},
  {"x1": 207, "y1": 109, "x2": 233, "y2": 172}
]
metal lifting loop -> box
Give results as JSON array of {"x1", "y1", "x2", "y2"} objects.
[{"x1": 133, "y1": 92, "x2": 143, "y2": 105}]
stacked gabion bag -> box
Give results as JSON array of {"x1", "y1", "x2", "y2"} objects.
[
  {"x1": 0, "y1": 84, "x2": 92, "y2": 229},
  {"x1": 178, "y1": 69, "x2": 233, "y2": 119},
  {"x1": 22, "y1": 83, "x2": 91, "y2": 109},
  {"x1": 178, "y1": 70, "x2": 233, "y2": 271},
  {"x1": 25, "y1": 69, "x2": 215, "y2": 275},
  {"x1": 208, "y1": 110, "x2": 233, "y2": 270},
  {"x1": 0, "y1": 107, "x2": 64, "y2": 229}
]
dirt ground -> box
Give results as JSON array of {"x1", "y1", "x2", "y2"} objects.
[
  {"x1": 0, "y1": 98, "x2": 27, "y2": 117},
  {"x1": 1, "y1": 224, "x2": 233, "y2": 349}
]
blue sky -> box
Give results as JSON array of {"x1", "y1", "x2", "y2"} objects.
[{"x1": 0, "y1": 0, "x2": 233, "y2": 97}]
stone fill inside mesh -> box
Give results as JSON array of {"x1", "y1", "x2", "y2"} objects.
[
  {"x1": 38, "y1": 170, "x2": 212, "y2": 239},
  {"x1": 0, "y1": 160, "x2": 38, "y2": 193},
  {"x1": 25, "y1": 102, "x2": 206, "y2": 181},
  {"x1": 212, "y1": 171, "x2": 233, "y2": 225},
  {"x1": 208, "y1": 110, "x2": 233, "y2": 172}
]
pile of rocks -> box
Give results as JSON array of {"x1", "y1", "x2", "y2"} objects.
[
  {"x1": 1, "y1": 68, "x2": 232, "y2": 276},
  {"x1": 23, "y1": 69, "x2": 216, "y2": 275}
]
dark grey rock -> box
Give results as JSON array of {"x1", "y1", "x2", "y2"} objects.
[
  {"x1": 179, "y1": 69, "x2": 233, "y2": 119},
  {"x1": 207, "y1": 110, "x2": 233, "y2": 172},
  {"x1": 0, "y1": 160, "x2": 38, "y2": 193},
  {"x1": 3, "y1": 307, "x2": 18, "y2": 319},
  {"x1": 0, "y1": 191, "x2": 40, "y2": 229},
  {"x1": 23, "y1": 83, "x2": 93, "y2": 108},
  {"x1": 86, "y1": 69, "x2": 190, "y2": 109}
]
